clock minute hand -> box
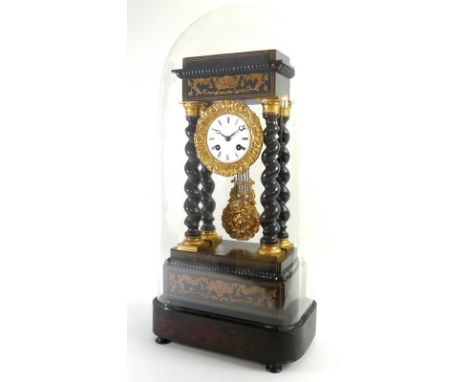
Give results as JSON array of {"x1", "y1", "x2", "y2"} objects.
[{"x1": 228, "y1": 126, "x2": 246, "y2": 139}]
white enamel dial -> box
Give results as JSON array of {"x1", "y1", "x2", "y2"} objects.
[{"x1": 206, "y1": 113, "x2": 251, "y2": 163}]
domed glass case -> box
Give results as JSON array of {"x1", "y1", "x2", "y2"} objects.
[{"x1": 153, "y1": 6, "x2": 317, "y2": 373}]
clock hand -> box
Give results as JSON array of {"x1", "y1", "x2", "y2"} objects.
[
  {"x1": 228, "y1": 126, "x2": 246, "y2": 139},
  {"x1": 212, "y1": 128, "x2": 230, "y2": 141}
]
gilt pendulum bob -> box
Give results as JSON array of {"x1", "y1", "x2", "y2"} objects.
[{"x1": 153, "y1": 50, "x2": 317, "y2": 373}]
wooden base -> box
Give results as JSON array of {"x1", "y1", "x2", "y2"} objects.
[
  {"x1": 164, "y1": 240, "x2": 301, "y2": 325},
  {"x1": 153, "y1": 297, "x2": 317, "y2": 372}
]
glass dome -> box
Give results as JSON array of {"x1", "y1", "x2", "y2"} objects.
[
  {"x1": 154, "y1": 5, "x2": 314, "y2": 334},
  {"x1": 159, "y1": 5, "x2": 299, "y2": 272},
  {"x1": 160, "y1": 5, "x2": 295, "y2": 251}
]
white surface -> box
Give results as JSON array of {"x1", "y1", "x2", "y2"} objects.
[
  {"x1": 0, "y1": 1, "x2": 468, "y2": 381},
  {"x1": 128, "y1": 1, "x2": 468, "y2": 381}
]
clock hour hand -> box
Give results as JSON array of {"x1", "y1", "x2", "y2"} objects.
[{"x1": 212, "y1": 128, "x2": 229, "y2": 141}]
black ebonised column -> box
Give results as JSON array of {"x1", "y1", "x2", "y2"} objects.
[
  {"x1": 183, "y1": 107, "x2": 201, "y2": 237},
  {"x1": 277, "y1": 101, "x2": 293, "y2": 251},
  {"x1": 200, "y1": 165, "x2": 215, "y2": 232},
  {"x1": 177, "y1": 102, "x2": 209, "y2": 252},
  {"x1": 200, "y1": 163, "x2": 222, "y2": 248},
  {"x1": 258, "y1": 98, "x2": 282, "y2": 255}
]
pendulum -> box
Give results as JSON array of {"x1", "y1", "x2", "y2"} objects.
[{"x1": 221, "y1": 170, "x2": 260, "y2": 240}]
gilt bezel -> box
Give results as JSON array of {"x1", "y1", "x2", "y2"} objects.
[{"x1": 194, "y1": 100, "x2": 263, "y2": 177}]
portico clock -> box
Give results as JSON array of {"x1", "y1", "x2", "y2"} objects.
[{"x1": 152, "y1": 50, "x2": 317, "y2": 373}]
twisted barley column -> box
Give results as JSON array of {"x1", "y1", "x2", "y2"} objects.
[
  {"x1": 277, "y1": 100, "x2": 293, "y2": 250},
  {"x1": 258, "y1": 98, "x2": 282, "y2": 256},
  {"x1": 182, "y1": 102, "x2": 203, "y2": 237},
  {"x1": 198, "y1": 103, "x2": 221, "y2": 249},
  {"x1": 200, "y1": 165, "x2": 216, "y2": 232}
]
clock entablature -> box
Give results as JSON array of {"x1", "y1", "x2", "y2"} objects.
[{"x1": 172, "y1": 49, "x2": 294, "y2": 104}]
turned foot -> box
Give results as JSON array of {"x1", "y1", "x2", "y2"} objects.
[
  {"x1": 266, "y1": 364, "x2": 282, "y2": 373},
  {"x1": 155, "y1": 336, "x2": 171, "y2": 345}
]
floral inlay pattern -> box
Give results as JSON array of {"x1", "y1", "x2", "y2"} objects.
[
  {"x1": 168, "y1": 272, "x2": 277, "y2": 309},
  {"x1": 187, "y1": 73, "x2": 270, "y2": 97}
]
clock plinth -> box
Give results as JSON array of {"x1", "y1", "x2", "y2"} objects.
[
  {"x1": 279, "y1": 238, "x2": 294, "y2": 252},
  {"x1": 153, "y1": 240, "x2": 317, "y2": 370},
  {"x1": 153, "y1": 298, "x2": 317, "y2": 372},
  {"x1": 176, "y1": 235, "x2": 210, "y2": 252},
  {"x1": 200, "y1": 229, "x2": 222, "y2": 250}
]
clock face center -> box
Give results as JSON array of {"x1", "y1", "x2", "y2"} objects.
[{"x1": 206, "y1": 114, "x2": 251, "y2": 164}]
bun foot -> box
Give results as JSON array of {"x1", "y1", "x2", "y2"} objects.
[
  {"x1": 266, "y1": 364, "x2": 282, "y2": 373},
  {"x1": 155, "y1": 336, "x2": 171, "y2": 345}
]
